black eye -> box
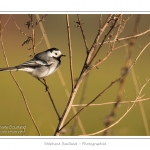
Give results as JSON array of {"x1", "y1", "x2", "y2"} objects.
[{"x1": 55, "y1": 53, "x2": 57, "y2": 55}]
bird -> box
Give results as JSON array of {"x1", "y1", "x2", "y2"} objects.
[{"x1": 0, "y1": 47, "x2": 65, "y2": 90}]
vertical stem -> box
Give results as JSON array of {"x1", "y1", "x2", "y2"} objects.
[
  {"x1": 54, "y1": 73, "x2": 85, "y2": 135},
  {"x1": 30, "y1": 14, "x2": 36, "y2": 55},
  {"x1": 0, "y1": 15, "x2": 41, "y2": 136},
  {"x1": 77, "y1": 14, "x2": 89, "y2": 52},
  {"x1": 66, "y1": 14, "x2": 74, "y2": 90}
]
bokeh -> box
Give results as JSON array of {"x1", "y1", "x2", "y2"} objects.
[{"x1": 0, "y1": 14, "x2": 150, "y2": 136}]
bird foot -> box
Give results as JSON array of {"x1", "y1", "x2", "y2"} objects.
[{"x1": 45, "y1": 85, "x2": 49, "y2": 92}]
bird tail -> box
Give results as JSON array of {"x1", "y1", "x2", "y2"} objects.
[{"x1": 0, "y1": 67, "x2": 18, "y2": 71}]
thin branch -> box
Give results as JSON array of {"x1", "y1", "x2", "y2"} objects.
[
  {"x1": 57, "y1": 42, "x2": 150, "y2": 132},
  {"x1": 0, "y1": 16, "x2": 41, "y2": 135},
  {"x1": 54, "y1": 15, "x2": 123, "y2": 136},
  {"x1": 35, "y1": 14, "x2": 51, "y2": 48},
  {"x1": 42, "y1": 79, "x2": 61, "y2": 120},
  {"x1": 86, "y1": 14, "x2": 113, "y2": 64},
  {"x1": 82, "y1": 79, "x2": 150, "y2": 136},
  {"x1": 77, "y1": 14, "x2": 89, "y2": 52},
  {"x1": 1, "y1": 15, "x2": 12, "y2": 33},
  {"x1": 35, "y1": 14, "x2": 47, "y2": 26},
  {"x1": 35, "y1": 32, "x2": 45, "y2": 49},
  {"x1": 88, "y1": 14, "x2": 121, "y2": 66},
  {"x1": 36, "y1": 15, "x2": 85, "y2": 135},
  {"x1": 103, "y1": 19, "x2": 143, "y2": 134},
  {"x1": 129, "y1": 14, "x2": 149, "y2": 136},
  {"x1": 29, "y1": 14, "x2": 36, "y2": 55},
  {"x1": 99, "y1": 14, "x2": 102, "y2": 29},
  {"x1": 72, "y1": 97, "x2": 150, "y2": 107},
  {"x1": 70, "y1": 74, "x2": 90, "y2": 135},
  {"x1": 99, "y1": 28, "x2": 150, "y2": 45},
  {"x1": 57, "y1": 78, "x2": 120, "y2": 132},
  {"x1": 13, "y1": 17, "x2": 28, "y2": 37},
  {"x1": 66, "y1": 14, "x2": 74, "y2": 89}
]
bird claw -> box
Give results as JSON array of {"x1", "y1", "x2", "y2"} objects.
[{"x1": 45, "y1": 85, "x2": 49, "y2": 92}]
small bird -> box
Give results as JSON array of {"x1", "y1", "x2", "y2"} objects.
[{"x1": 0, "y1": 48, "x2": 65, "y2": 90}]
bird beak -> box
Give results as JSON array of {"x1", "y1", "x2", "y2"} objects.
[{"x1": 61, "y1": 54, "x2": 66, "y2": 57}]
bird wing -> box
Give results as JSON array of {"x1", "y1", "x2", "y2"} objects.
[{"x1": 20, "y1": 59, "x2": 54, "y2": 67}]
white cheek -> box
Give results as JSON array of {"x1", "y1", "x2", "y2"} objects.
[
  {"x1": 57, "y1": 52, "x2": 61, "y2": 56},
  {"x1": 47, "y1": 51, "x2": 52, "y2": 57}
]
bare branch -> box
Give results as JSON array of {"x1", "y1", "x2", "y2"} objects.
[
  {"x1": 43, "y1": 79, "x2": 61, "y2": 120},
  {"x1": 0, "y1": 17, "x2": 41, "y2": 135},
  {"x1": 66, "y1": 14, "x2": 74, "y2": 89},
  {"x1": 72, "y1": 97, "x2": 150, "y2": 107},
  {"x1": 56, "y1": 41, "x2": 150, "y2": 132},
  {"x1": 81, "y1": 78, "x2": 150, "y2": 136},
  {"x1": 13, "y1": 17, "x2": 28, "y2": 37},
  {"x1": 29, "y1": 14, "x2": 36, "y2": 55},
  {"x1": 99, "y1": 28, "x2": 150, "y2": 45},
  {"x1": 88, "y1": 14, "x2": 121, "y2": 66},
  {"x1": 77, "y1": 14, "x2": 89, "y2": 52}
]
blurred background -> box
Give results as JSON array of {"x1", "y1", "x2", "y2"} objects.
[{"x1": 0, "y1": 14, "x2": 150, "y2": 136}]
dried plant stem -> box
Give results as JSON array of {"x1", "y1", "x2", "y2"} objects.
[
  {"x1": 82, "y1": 78, "x2": 150, "y2": 136},
  {"x1": 36, "y1": 15, "x2": 85, "y2": 135},
  {"x1": 100, "y1": 28, "x2": 150, "y2": 45},
  {"x1": 42, "y1": 79, "x2": 61, "y2": 120},
  {"x1": 103, "y1": 20, "x2": 137, "y2": 134},
  {"x1": 57, "y1": 77, "x2": 120, "y2": 132},
  {"x1": 54, "y1": 73, "x2": 86, "y2": 135},
  {"x1": 99, "y1": 14, "x2": 102, "y2": 29},
  {"x1": 29, "y1": 14, "x2": 36, "y2": 55},
  {"x1": 13, "y1": 17, "x2": 28, "y2": 37},
  {"x1": 88, "y1": 15, "x2": 121, "y2": 65},
  {"x1": 72, "y1": 98, "x2": 150, "y2": 107},
  {"x1": 1, "y1": 15, "x2": 12, "y2": 33},
  {"x1": 0, "y1": 16, "x2": 41, "y2": 135},
  {"x1": 77, "y1": 14, "x2": 89, "y2": 52},
  {"x1": 126, "y1": 15, "x2": 150, "y2": 135},
  {"x1": 86, "y1": 14, "x2": 113, "y2": 64},
  {"x1": 54, "y1": 15, "x2": 119, "y2": 136},
  {"x1": 129, "y1": 60, "x2": 150, "y2": 135},
  {"x1": 70, "y1": 74, "x2": 90, "y2": 135},
  {"x1": 56, "y1": 41, "x2": 150, "y2": 132},
  {"x1": 66, "y1": 14, "x2": 74, "y2": 89},
  {"x1": 35, "y1": 14, "x2": 51, "y2": 48},
  {"x1": 35, "y1": 33, "x2": 45, "y2": 49}
]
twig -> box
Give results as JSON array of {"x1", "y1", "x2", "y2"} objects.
[
  {"x1": 72, "y1": 97, "x2": 150, "y2": 107},
  {"x1": 82, "y1": 79, "x2": 150, "y2": 136},
  {"x1": 77, "y1": 14, "x2": 89, "y2": 52},
  {"x1": 129, "y1": 14, "x2": 149, "y2": 136},
  {"x1": 35, "y1": 15, "x2": 85, "y2": 135},
  {"x1": 0, "y1": 16, "x2": 41, "y2": 135},
  {"x1": 103, "y1": 17, "x2": 140, "y2": 135},
  {"x1": 54, "y1": 14, "x2": 120, "y2": 136},
  {"x1": 70, "y1": 74, "x2": 90, "y2": 135},
  {"x1": 86, "y1": 14, "x2": 113, "y2": 64},
  {"x1": 66, "y1": 14, "x2": 74, "y2": 89},
  {"x1": 35, "y1": 32, "x2": 45, "y2": 49},
  {"x1": 99, "y1": 14, "x2": 102, "y2": 29},
  {"x1": 29, "y1": 14, "x2": 36, "y2": 55},
  {"x1": 88, "y1": 14, "x2": 121, "y2": 66},
  {"x1": 35, "y1": 14, "x2": 51, "y2": 48},
  {"x1": 99, "y1": 28, "x2": 150, "y2": 45},
  {"x1": 1, "y1": 15, "x2": 12, "y2": 33},
  {"x1": 57, "y1": 41, "x2": 150, "y2": 132},
  {"x1": 13, "y1": 17, "x2": 28, "y2": 37},
  {"x1": 35, "y1": 14, "x2": 47, "y2": 26},
  {"x1": 42, "y1": 79, "x2": 61, "y2": 120}
]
